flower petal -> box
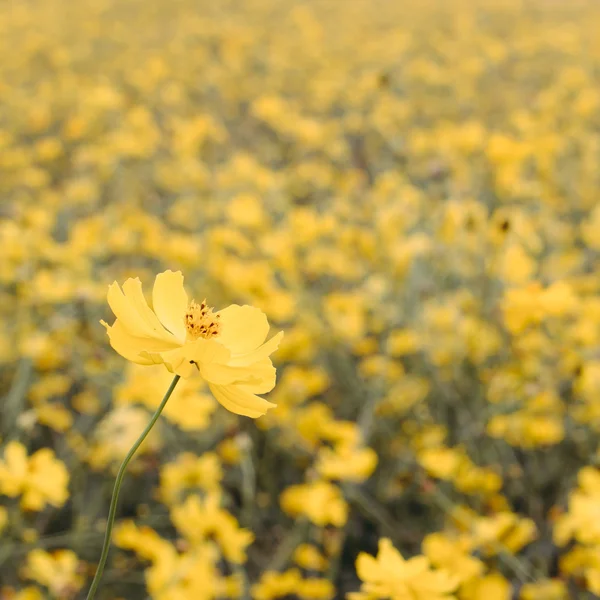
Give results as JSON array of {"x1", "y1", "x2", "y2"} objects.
[
  {"x1": 107, "y1": 281, "x2": 153, "y2": 338},
  {"x1": 235, "y1": 359, "x2": 277, "y2": 394},
  {"x1": 216, "y1": 305, "x2": 270, "y2": 355},
  {"x1": 208, "y1": 383, "x2": 276, "y2": 418},
  {"x1": 107, "y1": 278, "x2": 176, "y2": 343},
  {"x1": 197, "y1": 355, "x2": 275, "y2": 386},
  {"x1": 122, "y1": 278, "x2": 176, "y2": 341},
  {"x1": 139, "y1": 349, "x2": 198, "y2": 378},
  {"x1": 101, "y1": 320, "x2": 166, "y2": 365},
  {"x1": 198, "y1": 362, "x2": 257, "y2": 385},
  {"x1": 152, "y1": 270, "x2": 188, "y2": 343},
  {"x1": 189, "y1": 338, "x2": 231, "y2": 365},
  {"x1": 140, "y1": 338, "x2": 231, "y2": 379},
  {"x1": 228, "y1": 331, "x2": 284, "y2": 366}
]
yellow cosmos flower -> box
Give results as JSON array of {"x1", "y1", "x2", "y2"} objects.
[{"x1": 101, "y1": 270, "x2": 283, "y2": 417}]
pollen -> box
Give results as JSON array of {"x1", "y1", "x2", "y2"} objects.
[{"x1": 184, "y1": 299, "x2": 222, "y2": 340}]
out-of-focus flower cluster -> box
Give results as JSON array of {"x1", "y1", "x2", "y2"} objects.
[{"x1": 1, "y1": 0, "x2": 599, "y2": 597}]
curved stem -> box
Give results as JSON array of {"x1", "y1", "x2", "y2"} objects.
[{"x1": 85, "y1": 374, "x2": 181, "y2": 600}]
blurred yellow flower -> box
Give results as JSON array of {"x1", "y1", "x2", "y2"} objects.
[
  {"x1": 298, "y1": 578, "x2": 335, "y2": 600},
  {"x1": 470, "y1": 512, "x2": 537, "y2": 556},
  {"x1": 460, "y1": 572, "x2": 511, "y2": 600},
  {"x1": 87, "y1": 405, "x2": 163, "y2": 470},
  {"x1": 422, "y1": 533, "x2": 484, "y2": 585},
  {"x1": 252, "y1": 569, "x2": 302, "y2": 600},
  {"x1": 316, "y1": 444, "x2": 378, "y2": 482},
  {"x1": 0, "y1": 441, "x2": 69, "y2": 511},
  {"x1": 159, "y1": 451, "x2": 222, "y2": 505},
  {"x1": 252, "y1": 568, "x2": 333, "y2": 600},
  {"x1": 520, "y1": 580, "x2": 567, "y2": 600},
  {"x1": 554, "y1": 467, "x2": 600, "y2": 546},
  {"x1": 349, "y1": 538, "x2": 458, "y2": 600},
  {"x1": 171, "y1": 493, "x2": 254, "y2": 563},
  {"x1": 116, "y1": 364, "x2": 216, "y2": 431},
  {"x1": 22, "y1": 550, "x2": 84, "y2": 599},
  {"x1": 10, "y1": 587, "x2": 45, "y2": 600},
  {"x1": 293, "y1": 544, "x2": 329, "y2": 571},
  {"x1": 102, "y1": 270, "x2": 283, "y2": 417},
  {"x1": 280, "y1": 481, "x2": 348, "y2": 527}
]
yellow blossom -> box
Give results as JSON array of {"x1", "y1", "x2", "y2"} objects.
[
  {"x1": 519, "y1": 580, "x2": 567, "y2": 600},
  {"x1": 22, "y1": 550, "x2": 84, "y2": 598},
  {"x1": 280, "y1": 481, "x2": 348, "y2": 527},
  {"x1": 293, "y1": 544, "x2": 329, "y2": 572},
  {"x1": 116, "y1": 364, "x2": 216, "y2": 431},
  {"x1": 87, "y1": 405, "x2": 163, "y2": 469},
  {"x1": 350, "y1": 538, "x2": 458, "y2": 600},
  {"x1": 171, "y1": 493, "x2": 254, "y2": 563},
  {"x1": 422, "y1": 533, "x2": 484, "y2": 585},
  {"x1": 252, "y1": 569, "x2": 302, "y2": 600},
  {"x1": 0, "y1": 441, "x2": 69, "y2": 511},
  {"x1": 460, "y1": 572, "x2": 511, "y2": 600},
  {"x1": 101, "y1": 270, "x2": 283, "y2": 417},
  {"x1": 315, "y1": 445, "x2": 378, "y2": 482},
  {"x1": 159, "y1": 452, "x2": 223, "y2": 505},
  {"x1": 554, "y1": 467, "x2": 600, "y2": 546}
]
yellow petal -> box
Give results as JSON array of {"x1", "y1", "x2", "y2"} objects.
[
  {"x1": 208, "y1": 383, "x2": 276, "y2": 418},
  {"x1": 152, "y1": 270, "x2": 188, "y2": 343},
  {"x1": 5, "y1": 441, "x2": 28, "y2": 475},
  {"x1": 140, "y1": 338, "x2": 230, "y2": 379},
  {"x1": 107, "y1": 282, "x2": 153, "y2": 338},
  {"x1": 107, "y1": 279, "x2": 175, "y2": 343},
  {"x1": 228, "y1": 331, "x2": 284, "y2": 366},
  {"x1": 198, "y1": 362, "x2": 257, "y2": 385},
  {"x1": 122, "y1": 278, "x2": 176, "y2": 341},
  {"x1": 189, "y1": 338, "x2": 231, "y2": 365},
  {"x1": 216, "y1": 305, "x2": 270, "y2": 355},
  {"x1": 355, "y1": 553, "x2": 379, "y2": 583},
  {"x1": 138, "y1": 346, "x2": 194, "y2": 377},
  {"x1": 198, "y1": 356, "x2": 275, "y2": 387},
  {"x1": 101, "y1": 320, "x2": 160, "y2": 365},
  {"x1": 236, "y1": 359, "x2": 277, "y2": 394}
]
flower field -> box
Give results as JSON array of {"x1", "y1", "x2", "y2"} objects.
[{"x1": 2, "y1": 0, "x2": 600, "y2": 598}]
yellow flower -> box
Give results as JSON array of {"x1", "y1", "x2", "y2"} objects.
[
  {"x1": 114, "y1": 521, "x2": 174, "y2": 563},
  {"x1": 101, "y1": 270, "x2": 283, "y2": 417},
  {"x1": 471, "y1": 512, "x2": 537, "y2": 556},
  {"x1": 87, "y1": 406, "x2": 163, "y2": 470},
  {"x1": 0, "y1": 442, "x2": 69, "y2": 511},
  {"x1": 418, "y1": 447, "x2": 462, "y2": 481},
  {"x1": 460, "y1": 572, "x2": 511, "y2": 600},
  {"x1": 422, "y1": 533, "x2": 484, "y2": 585},
  {"x1": 293, "y1": 544, "x2": 329, "y2": 571},
  {"x1": 280, "y1": 481, "x2": 348, "y2": 527},
  {"x1": 520, "y1": 580, "x2": 567, "y2": 600},
  {"x1": 298, "y1": 578, "x2": 335, "y2": 600},
  {"x1": 171, "y1": 493, "x2": 254, "y2": 563},
  {"x1": 315, "y1": 444, "x2": 378, "y2": 482},
  {"x1": 22, "y1": 549, "x2": 84, "y2": 598},
  {"x1": 350, "y1": 538, "x2": 458, "y2": 600},
  {"x1": 116, "y1": 364, "x2": 216, "y2": 431},
  {"x1": 10, "y1": 587, "x2": 45, "y2": 600},
  {"x1": 554, "y1": 467, "x2": 600, "y2": 546},
  {"x1": 159, "y1": 452, "x2": 222, "y2": 505},
  {"x1": 252, "y1": 569, "x2": 302, "y2": 600}
]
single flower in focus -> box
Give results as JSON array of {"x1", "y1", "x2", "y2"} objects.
[{"x1": 101, "y1": 270, "x2": 283, "y2": 417}]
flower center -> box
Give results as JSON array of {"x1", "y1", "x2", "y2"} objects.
[{"x1": 184, "y1": 299, "x2": 221, "y2": 340}]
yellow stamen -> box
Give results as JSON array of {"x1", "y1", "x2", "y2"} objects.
[{"x1": 184, "y1": 299, "x2": 221, "y2": 340}]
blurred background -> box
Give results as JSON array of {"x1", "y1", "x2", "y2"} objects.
[{"x1": 1, "y1": 0, "x2": 600, "y2": 598}]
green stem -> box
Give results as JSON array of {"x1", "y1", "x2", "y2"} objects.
[{"x1": 85, "y1": 374, "x2": 180, "y2": 600}]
